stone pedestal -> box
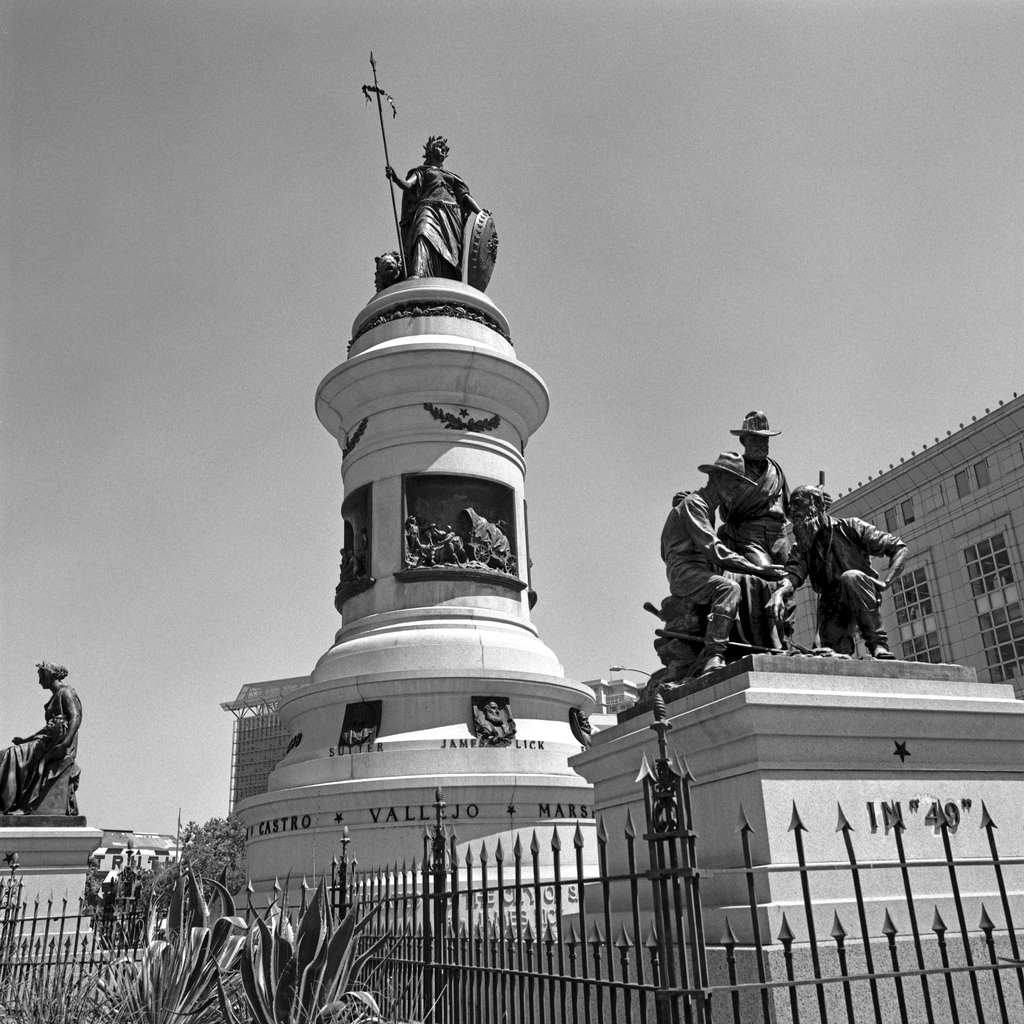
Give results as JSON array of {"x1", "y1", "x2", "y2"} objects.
[
  {"x1": 237, "y1": 280, "x2": 596, "y2": 887},
  {"x1": 571, "y1": 656, "x2": 1024, "y2": 947},
  {"x1": 0, "y1": 817, "x2": 102, "y2": 905}
]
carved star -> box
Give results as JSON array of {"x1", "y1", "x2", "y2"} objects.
[
  {"x1": 459, "y1": 408, "x2": 468, "y2": 417},
  {"x1": 506, "y1": 804, "x2": 516, "y2": 816},
  {"x1": 894, "y1": 740, "x2": 910, "y2": 763},
  {"x1": 334, "y1": 811, "x2": 345, "y2": 823},
  {"x1": 3, "y1": 853, "x2": 16, "y2": 866}
]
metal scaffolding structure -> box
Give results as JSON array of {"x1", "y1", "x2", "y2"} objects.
[{"x1": 220, "y1": 677, "x2": 309, "y2": 813}]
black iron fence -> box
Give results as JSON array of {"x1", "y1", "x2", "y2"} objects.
[
  {"x1": 0, "y1": 873, "x2": 150, "y2": 1003},
  {"x1": 344, "y1": 695, "x2": 1024, "y2": 1024},
  {"x1": 5, "y1": 692, "x2": 1024, "y2": 1023}
]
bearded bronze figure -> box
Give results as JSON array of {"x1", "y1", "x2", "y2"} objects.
[{"x1": 768, "y1": 485, "x2": 907, "y2": 658}]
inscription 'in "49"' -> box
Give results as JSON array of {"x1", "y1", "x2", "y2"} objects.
[{"x1": 866, "y1": 797, "x2": 973, "y2": 835}]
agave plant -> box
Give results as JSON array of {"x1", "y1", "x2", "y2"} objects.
[
  {"x1": 100, "y1": 865, "x2": 247, "y2": 1024},
  {"x1": 222, "y1": 881, "x2": 387, "y2": 1024},
  {"x1": 0, "y1": 962, "x2": 102, "y2": 1024}
]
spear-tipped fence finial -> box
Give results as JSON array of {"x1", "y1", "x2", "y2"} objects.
[
  {"x1": 788, "y1": 802, "x2": 807, "y2": 833},
  {"x1": 649, "y1": 693, "x2": 673, "y2": 758},
  {"x1": 573, "y1": 823, "x2": 585, "y2": 850},
  {"x1": 736, "y1": 804, "x2": 755, "y2": 834},
  {"x1": 980, "y1": 801, "x2": 997, "y2": 830},
  {"x1": 835, "y1": 802, "x2": 854, "y2": 833}
]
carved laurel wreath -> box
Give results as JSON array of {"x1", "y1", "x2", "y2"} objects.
[
  {"x1": 342, "y1": 418, "x2": 368, "y2": 458},
  {"x1": 423, "y1": 403, "x2": 501, "y2": 433},
  {"x1": 350, "y1": 302, "x2": 512, "y2": 349}
]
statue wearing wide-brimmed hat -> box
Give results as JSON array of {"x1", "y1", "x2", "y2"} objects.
[
  {"x1": 716, "y1": 411, "x2": 794, "y2": 650},
  {"x1": 658, "y1": 453, "x2": 788, "y2": 679},
  {"x1": 729, "y1": 410, "x2": 781, "y2": 439}
]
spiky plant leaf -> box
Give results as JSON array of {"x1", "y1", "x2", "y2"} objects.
[
  {"x1": 239, "y1": 929, "x2": 275, "y2": 1024},
  {"x1": 272, "y1": 955, "x2": 299, "y2": 1024}
]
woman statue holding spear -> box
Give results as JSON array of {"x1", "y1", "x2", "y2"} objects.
[
  {"x1": 364, "y1": 57, "x2": 492, "y2": 286},
  {"x1": 386, "y1": 135, "x2": 483, "y2": 280}
]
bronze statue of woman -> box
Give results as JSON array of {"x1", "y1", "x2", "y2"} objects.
[
  {"x1": 386, "y1": 136, "x2": 483, "y2": 279},
  {"x1": 0, "y1": 661, "x2": 82, "y2": 816}
]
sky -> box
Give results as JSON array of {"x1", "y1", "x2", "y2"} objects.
[{"x1": 1, "y1": 0, "x2": 1022, "y2": 834}]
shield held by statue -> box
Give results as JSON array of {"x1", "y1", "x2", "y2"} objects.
[{"x1": 461, "y1": 210, "x2": 498, "y2": 292}]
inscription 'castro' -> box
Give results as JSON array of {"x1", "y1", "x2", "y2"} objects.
[{"x1": 248, "y1": 814, "x2": 312, "y2": 838}]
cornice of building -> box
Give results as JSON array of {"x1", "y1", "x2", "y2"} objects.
[{"x1": 831, "y1": 390, "x2": 1023, "y2": 515}]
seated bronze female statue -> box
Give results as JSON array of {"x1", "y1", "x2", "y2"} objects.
[{"x1": 0, "y1": 661, "x2": 82, "y2": 816}]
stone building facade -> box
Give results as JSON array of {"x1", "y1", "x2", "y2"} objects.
[{"x1": 791, "y1": 393, "x2": 1024, "y2": 694}]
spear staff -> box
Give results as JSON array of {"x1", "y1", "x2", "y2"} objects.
[{"x1": 363, "y1": 52, "x2": 407, "y2": 279}]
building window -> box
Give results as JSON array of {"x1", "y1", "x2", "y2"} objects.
[
  {"x1": 964, "y1": 534, "x2": 1023, "y2": 683},
  {"x1": 955, "y1": 470, "x2": 972, "y2": 499},
  {"x1": 884, "y1": 507, "x2": 899, "y2": 533},
  {"x1": 965, "y1": 534, "x2": 1014, "y2": 596},
  {"x1": 892, "y1": 567, "x2": 943, "y2": 663},
  {"x1": 974, "y1": 458, "x2": 991, "y2": 489},
  {"x1": 900, "y1": 498, "x2": 915, "y2": 525}
]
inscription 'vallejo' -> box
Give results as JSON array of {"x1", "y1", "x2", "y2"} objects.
[{"x1": 371, "y1": 804, "x2": 480, "y2": 822}]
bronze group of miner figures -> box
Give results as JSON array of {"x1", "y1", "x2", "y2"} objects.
[{"x1": 653, "y1": 412, "x2": 908, "y2": 693}]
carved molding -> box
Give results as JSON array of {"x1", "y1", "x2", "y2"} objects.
[
  {"x1": 342, "y1": 418, "x2": 369, "y2": 459},
  {"x1": 334, "y1": 576, "x2": 375, "y2": 612},
  {"x1": 350, "y1": 302, "x2": 512, "y2": 348},
  {"x1": 394, "y1": 567, "x2": 526, "y2": 593},
  {"x1": 423, "y1": 404, "x2": 501, "y2": 434}
]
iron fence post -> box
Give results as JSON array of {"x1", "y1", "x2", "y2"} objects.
[{"x1": 429, "y1": 787, "x2": 448, "y2": 1024}]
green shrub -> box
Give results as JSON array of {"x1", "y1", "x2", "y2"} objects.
[
  {"x1": 99, "y1": 865, "x2": 246, "y2": 1024},
  {"x1": 224, "y1": 882, "x2": 386, "y2": 1024},
  {"x1": 0, "y1": 964, "x2": 102, "y2": 1024}
]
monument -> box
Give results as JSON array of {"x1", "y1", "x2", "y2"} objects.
[
  {"x1": 0, "y1": 662, "x2": 102, "y2": 902},
  {"x1": 571, "y1": 457, "x2": 1024, "y2": 1016},
  {"x1": 235, "y1": 114, "x2": 596, "y2": 888}
]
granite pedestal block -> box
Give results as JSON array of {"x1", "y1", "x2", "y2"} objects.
[
  {"x1": 0, "y1": 816, "x2": 102, "y2": 905},
  {"x1": 571, "y1": 655, "x2": 1024, "y2": 948}
]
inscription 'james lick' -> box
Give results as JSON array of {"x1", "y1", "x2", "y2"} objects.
[{"x1": 441, "y1": 738, "x2": 544, "y2": 749}]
